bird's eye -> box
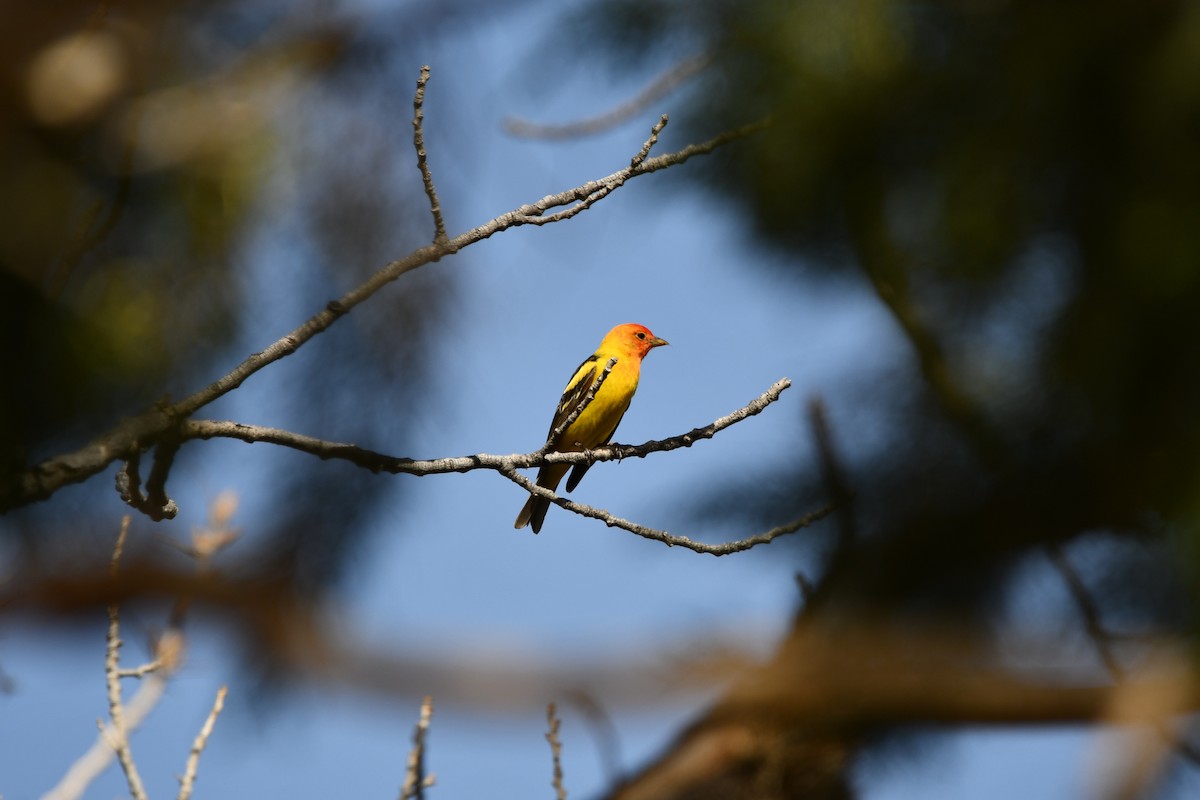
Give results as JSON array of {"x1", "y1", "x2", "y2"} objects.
[{"x1": 635, "y1": 332, "x2": 646, "y2": 340}]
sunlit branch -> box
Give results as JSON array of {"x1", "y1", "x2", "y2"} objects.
[
  {"x1": 412, "y1": 66, "x2": 448, "y2": 245},
  {"x1": 179, "y1": 379, "x2": 805, "y2": 552},
  {"x1": 45, "y1": 503, "x2": 223, "y2": 800},
  {"x1": 183, "y1": 378, "x2": 791, "y2": 479},
  {"x1": 102, "y1": 518, "x2": 149, "y2": 800},
  {"x1": 177, "y1": 685, "x2": 227, "y2": 800},
  {"x1": 1, "y1": 75, "x2": 765, "y2": 516},
  {"x1": 399, "y1": 696, "x2": 435, "y2": 800},
  {"x1": 518, "y1": 115, "x2": 670, "y2": 227},
  {"x1": 501, "y1": 463, "x2": 835, "y2": 555}
]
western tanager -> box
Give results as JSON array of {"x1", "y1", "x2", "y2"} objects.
[{"x1": 515, "y1": 323, "x2": 669, "y2": 533}]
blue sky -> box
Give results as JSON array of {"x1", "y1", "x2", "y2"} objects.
[{"x1": 4, "y1": 2, "x2": 1198, "y2": 798}]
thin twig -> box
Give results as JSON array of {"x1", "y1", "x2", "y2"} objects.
[
  {"x1": 501, "y1": 464, "x2": 836, "y2": 555},
  {"x1": 519, "y1": 115, "x2": 676, "y2": 228},
  {"x1": 399, "y1": 696, "x2": 435, "y2": 800},
  {"x1": 47, "y1": 506, "x2": 211, "y2": 800},
  {"x1": 2, "y1": 94, "x2": 766, "y2": 514},
  {"x1": 505, "y1": 53, "x2": 712, "y2": 140},
  {"x1": 546, "y1": 357, "x2": 618, "y2": 448},
  {"x1": 546, "y1": 702, "x2": 567, "y2": 800},
  {"x1": 412, "y1": 65, "x2": 448, "y2": 245},
  {"x1": 177, "y1": 685, "x2": 227, "y2": 800},
  {"x1": 117, "y1": 660, "x2": 162, "y2": 679},
  {"x1": 44, "y1": 676, "x2": 167, "y2": 800},
  {"x1": 104, "y1": 518, "x2": 149, "y2": 800},
  {"x1": 1047, "y1": 543, "x2": 1124, "y2": 678},
  {"x1": 630, "y1": 114, "x2": 668, "y2": 169},
  {"x1": 1047, "y1": 543, "x2": 1200, "y2": 764}
]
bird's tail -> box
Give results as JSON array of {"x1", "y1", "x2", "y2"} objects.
[{"x1": 514, "y1": 464, "x2": 570, "y2": 533}]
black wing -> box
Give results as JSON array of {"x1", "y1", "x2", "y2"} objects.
[{"x1": 544, "y1": 354, "x2": 600, "y2": 447}]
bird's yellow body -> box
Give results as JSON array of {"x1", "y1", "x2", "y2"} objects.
[{"x1": 515, "y1": 323, "x2": 668, "y2": 533}]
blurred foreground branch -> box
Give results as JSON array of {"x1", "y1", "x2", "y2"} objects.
[
  {"x1": 608, "y1": 621, "x2": 1200, "y2": 800},
  {"x1": 11, "y1": 561, "x2": 1199, "y2": 724}
]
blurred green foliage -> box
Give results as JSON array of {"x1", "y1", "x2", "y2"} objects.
[
  {"x1": 572, "y1": 0, "x2": 1200, "y2": 624},
  {"x1": 0, "y1": 2, "x2": 449, "y2": 593}
]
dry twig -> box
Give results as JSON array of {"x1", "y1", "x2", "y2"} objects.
[
  {"x1": 177, "y1": 685, "x2": 227, "y2": 800},
  {"x1": 546, "y1": 703, "x2": 568, "y2": 800},
  {"x1": 412, "y1": 66, "x2": 447, "y2": 245},
  {"x1": 102, "y1": 517, "x2": 150, "y2": 800},
  {"x1": 399, "y1": 696, "x2": 435, "y2": 800}
]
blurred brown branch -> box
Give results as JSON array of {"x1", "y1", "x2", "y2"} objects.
[
  {"x1": 546, "y1": 702, "x2": 568, "y2": 800},
  {"x1": 608, "y1": 621, "x2": 1200, "y2": 800},
  {"x1": 11, "y1": 559, "x2": 1199, "y2": 724}
]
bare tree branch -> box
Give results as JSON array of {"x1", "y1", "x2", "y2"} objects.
[
  {"x1": 517, "y1": 115, "x2": 674, "y2": 227},
  {"x1": 183, "y1": 378, "x2": 791, "y2": 477},
  {"x1": 102, "y1": 517, "x2": 149, "y2": 800},
  {"x1": 175, "y1": 378, "x2": 811, "y2": 550},
  {"x1": 500, "y1": 464, "x2": 835, "y2": 555},
  {"x1": 1, "y1": 89, "x2": 765, "y2": 516},
  {"x1": 45, "y1": 501, "x2": 225, "y2": 800}
]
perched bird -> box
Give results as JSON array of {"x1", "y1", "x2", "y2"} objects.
[{"x1": 515, "y1": 323, "x2": 669, "y2": 533}]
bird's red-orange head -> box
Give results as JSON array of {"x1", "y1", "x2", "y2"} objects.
[{"x1": 601, "y1": 323, "x2": 669, "y2": 360}]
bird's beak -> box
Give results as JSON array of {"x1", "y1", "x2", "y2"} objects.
[{"x1": 650, "y1": 336, "x2": 669, "y2": 348}]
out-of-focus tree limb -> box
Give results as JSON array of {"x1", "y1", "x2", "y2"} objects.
[
  {"x1": 505, "y1": 54, "x2": 712, "y2": 140},
  {"x1": 607, "y1": 621, "x2": 1200, "y2": 800}
]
